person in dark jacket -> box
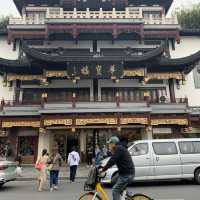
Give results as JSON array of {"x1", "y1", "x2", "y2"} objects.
[
  {"x1": 118, "y1": 134, "x2": 129, "y2": 149},
  {"x1": 102, "y1": 136, "x2": 135, "y2": 200}
]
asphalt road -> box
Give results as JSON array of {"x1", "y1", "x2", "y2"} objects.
[{"x1": 0, "y1": 180, "x2": 199, "y2": 200}]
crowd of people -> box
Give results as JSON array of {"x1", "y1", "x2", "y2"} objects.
[
  {"x1": 35, "y1": 146, "x2": 80, "y2": 192},
  {"x1": 32, "y1": 134, "x2": 132, "y2": 199},
  {"x1": 35, "y1": 143, "x2": 112, "y2": 192}
]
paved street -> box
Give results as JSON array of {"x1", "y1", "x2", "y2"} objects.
[{"x1": 0, "y1": 180, "x2": 199, "y2": 200}]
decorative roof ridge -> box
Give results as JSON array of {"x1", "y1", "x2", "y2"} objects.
[
  {"x1": 14, "y1": 0, "x2": 173, "y2": 14},
  {"x1": 159, "y1": 51, "x2": 200, "y2": 66}
]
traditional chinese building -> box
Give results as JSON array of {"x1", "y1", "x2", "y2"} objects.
[{"x1": 0, "y1": 0, "x2": 200, "y2": 163}]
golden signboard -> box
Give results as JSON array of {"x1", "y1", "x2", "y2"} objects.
[
  {"x1": 44, "y1": 119, "x2": 72, "y2": 126},
  {"x1": 151, "y1": 119, "x2": 188, "y2": 126},
  {"x1": 45, "y1": 71, "x2": 70, "y2": 78},
  {"x1": 7, "y1": 74, "x2": 42, "y2": 81},
  {"x1": 146, "y1": 72, "x2": 182, "y2": 81},
  {"x1": 120, "y1": 118, "x2": 148, "y2": 125},
  {"x1": 123, "y1": 69, "x2": 145, "y2": 77},
  {"x1": 76, "y1": 118, "x2": 118, "y2": 126},
  {"x1": 2, "y1": 121, "x2": 40, "y2": 128}
]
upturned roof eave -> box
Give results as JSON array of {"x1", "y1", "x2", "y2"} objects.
[{"x1": 21, "y1": 41, "x2": 165, "y2": 63}]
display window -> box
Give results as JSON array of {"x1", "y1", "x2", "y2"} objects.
[
  {"x1": 0, "y1": 137, "x2": 8, "y2": 158},
  {"x1": 18, "y1": 136, "x2": 38, "y2": 164}
]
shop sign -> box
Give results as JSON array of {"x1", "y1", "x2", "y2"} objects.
[
  {"x1": 146, "y1": 72, "x2": 182, "y2": 81},
  {"x1": 120, "y1": 117, "x2": 148, "y2": 125},
  {"x1": 44, "y1": 119, "x2": 72, "y2": 126},
  {"x1": 76, "y1": 118, "x2": 118, "y2": 126},
  {"x1": 123, "y1": 69, "x2": 145, "y2": 77},
  {"x1": 2, "y1": 121, "x2": 40, "y2": 128},
  {"x1": 67, "y1": 61, "x2": 123, "y2": 79},
  {"x1": 7, "y1": 74, "x2": 42, "y2": 81},
  {"x1": 151, "y1": 119, "x2": 188, "y2": 126},
  {"x1": 45, "y1": 71, "x2": 70, "y2": 78}
]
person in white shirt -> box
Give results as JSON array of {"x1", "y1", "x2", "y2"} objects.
[{"x1": 67, "y1": 146, "x2": 80, "y2": 182}]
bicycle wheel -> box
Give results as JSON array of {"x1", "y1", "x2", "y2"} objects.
[
  {"x1": 79, "y1": 192, "x2": 102, "y2": 200},
  {"x1": 131, "y1": 193, "x2": 153, "y2": 200}
]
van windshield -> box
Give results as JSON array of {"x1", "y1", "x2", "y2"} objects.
[{"x1": 128, "y1": 142, "x2": 134, "y2": 149}]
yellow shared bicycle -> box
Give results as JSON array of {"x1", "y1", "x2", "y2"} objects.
[{"x1": 79, "y1": 167, "x2": 153, "y2": 200}]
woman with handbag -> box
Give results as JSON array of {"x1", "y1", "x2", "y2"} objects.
[
  {"x1": 35, "y1": 149, "x2": 49, "y2": 192},
  {"x1": 48, "y1": 146, "x2": 62, "y2": 192}
]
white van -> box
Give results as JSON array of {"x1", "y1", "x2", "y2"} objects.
[{"x1": 101, "y1": 138, "x2": 200, "y2": 185}]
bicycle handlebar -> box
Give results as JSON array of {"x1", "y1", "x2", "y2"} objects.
[{"x1": 97, "y1": 166, "x2": 107, "y2": 179}]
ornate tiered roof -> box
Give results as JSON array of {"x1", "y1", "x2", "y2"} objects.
[
  {"x1": 21, "y1": 41, "x2": 165, "y2": 63},
  {"x1": 0, "y1": 42, "x2": 200, "y2": 74},
  {"x1": 14, "y1": 0, "x2": 173, "y2": 13}
]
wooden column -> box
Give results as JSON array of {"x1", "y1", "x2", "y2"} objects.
[
  {"x1": 169, "y1": 79, "x2": 176, "y2": 103},
  {"x1": 72, "y1": 92, "x2": 76, "y2": 108}
]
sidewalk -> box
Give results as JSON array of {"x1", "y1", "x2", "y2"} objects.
[{"x1": 17, "y1": 164, "x2": 90, "y2": 181}]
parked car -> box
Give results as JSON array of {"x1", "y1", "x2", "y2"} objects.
[
  {"x1": 101, "y1": 138, "x2": 200, "y2": 185},
  {"x1": 0, "y1": 160, "x2": 17, "y2": 187}
]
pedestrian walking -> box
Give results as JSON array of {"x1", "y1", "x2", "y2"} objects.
[
  {"x1": 87, "y1": 146, "x2": 93, "y2": 167},
  {"x1": 48, "y1": 146, "x2": 62, "y2": 192},
  {"x1": 95, "y1": 145, "x2": 103, "y2": 166},
  {"x1": 67, "y1": 146, "x2": 80, "y2": 182},
  {"x1": 102, "y1": 145, "x2": 108, "y2": 158},
  {"x1": 35, "y1": 149, "x2": 49, "y2": 192},
  {"x1": 15, "y1": 153, "x2": 23, "y2": 177}
]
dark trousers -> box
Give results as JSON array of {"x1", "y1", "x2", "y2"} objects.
[
  {"x1": 70, "y1": 165, "x2": 77, "y2": 182},
  {"x1": 112, "y1": 174, "x2": 134, "y2": 200},
  {"x1": 50, "y1": 170, "x2": 59, "y2": 188}
]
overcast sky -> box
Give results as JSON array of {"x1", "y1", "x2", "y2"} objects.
[{"x1": 0, "y1": 0, "x2": 200, "y2": 17}]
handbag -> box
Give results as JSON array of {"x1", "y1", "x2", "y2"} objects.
[{"x1": 35, "y1": 161, "x2": 44, "y2": 171}]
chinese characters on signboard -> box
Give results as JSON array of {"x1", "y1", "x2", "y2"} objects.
[{"x1": 67, "y1": 61, "x2": 123, "y2": 78}]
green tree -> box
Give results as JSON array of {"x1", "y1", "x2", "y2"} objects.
[
  {"x1": 177, "y1": 4, "x2": 200, "y2": 29},
  {"x1": 0, "y1": 16, "x2": 9, "y2": 31}
]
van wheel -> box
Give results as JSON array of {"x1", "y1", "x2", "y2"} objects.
[
  {"x1": 194, "y1": 169, "x2": 200, "y2": 184},
  {"x1": 111, "y1": 173, "x2": 118, "y2": 186}
]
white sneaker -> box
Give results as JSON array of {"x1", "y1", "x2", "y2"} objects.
[
  {"x1": 50, "y1": 188, "x2": 54, "y2": 192},
  {"x1": 54, "y1": 186, "x2": 58, "y2": 190}
]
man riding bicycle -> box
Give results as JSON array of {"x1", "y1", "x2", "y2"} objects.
[{"x1": 101, "y1": 136, "x2": 135, "y2": 200}]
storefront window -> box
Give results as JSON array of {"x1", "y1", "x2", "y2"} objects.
[
  {"x1": 153, "y1": 128, "x2": 173, "y2": 139},
  {"x1": 19, "y1": 137, "x2": 35, "y2": 156},
  {"x1": 18, "y1": 136, "x2": 38, "y2": 164}
]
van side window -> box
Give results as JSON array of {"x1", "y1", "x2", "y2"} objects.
[
  {"x1": 179, "y1": 141, "x2": 200, "y2": 154},
  {"x1": 193, "y1": 142, "x2": 200, "y2": 153},
  {"x1": 179, "y1": 142, "x2": 194, "y2": 154},
  {"x1": 153, "y1": 142, "x2": 178, "y2": 155},
  {"x1": 130, "y1": 143, "x2": 148, "y2": 156}
]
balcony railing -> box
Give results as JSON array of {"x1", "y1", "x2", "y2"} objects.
[
  {"x1": 0, "y1": 97, "x2": 188, "y2": 109},
  {"x1": 9, "y1": 8, "x2": 178, "y2": 25},
  {"x1": 9, "y1": 17, "x2": 45, "y2": 25}
]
